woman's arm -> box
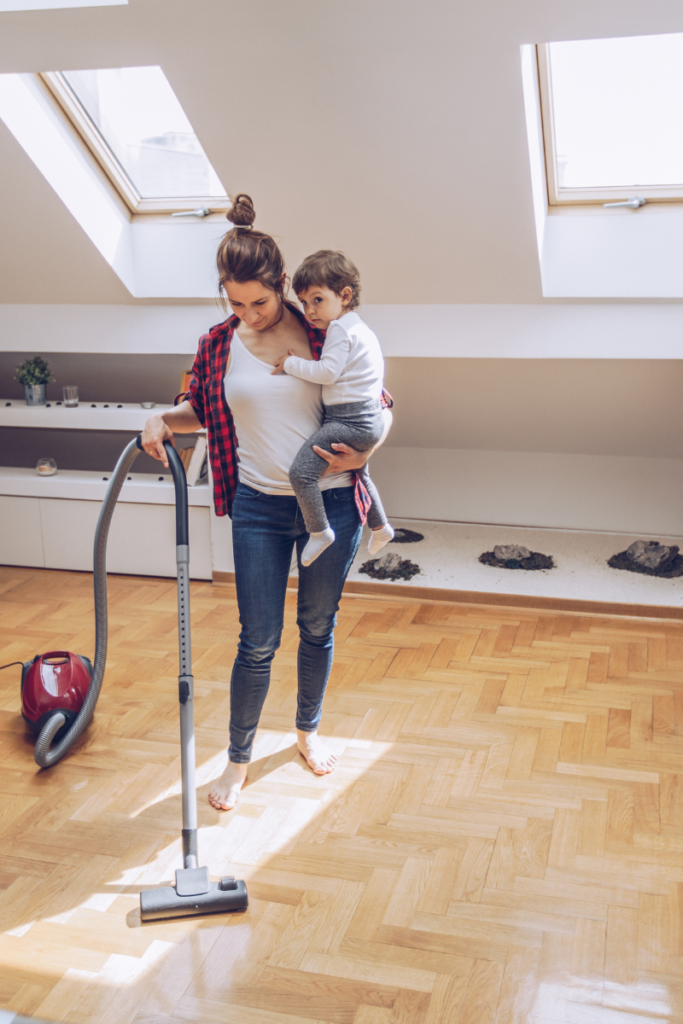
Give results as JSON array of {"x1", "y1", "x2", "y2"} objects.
[
  {"x1": 141, "y1": 401, "x2": 203, "y2": 468},
  {"x1": 314, "y1": 407, "x2": 393, "y2": 475}
]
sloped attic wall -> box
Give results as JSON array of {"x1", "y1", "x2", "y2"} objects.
[{"x1": 1, "y1": 0, "x2": 683, "y2": 536}]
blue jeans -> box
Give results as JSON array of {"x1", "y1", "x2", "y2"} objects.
[{"x1": 229, "y1": 481, "x2": 362, "y2": 763}]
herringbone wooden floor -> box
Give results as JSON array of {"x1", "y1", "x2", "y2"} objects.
[{"x1": 1, "y1": 565, "x2": 683, "y2": 1023}]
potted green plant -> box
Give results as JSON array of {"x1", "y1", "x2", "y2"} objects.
[{"x1": 15, "y1": 356, "x2": 56, "y2": 406}]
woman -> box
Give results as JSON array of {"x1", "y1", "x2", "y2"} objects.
[{"x1": 141, "y1": 195, "x2": 392, "y2": 811}]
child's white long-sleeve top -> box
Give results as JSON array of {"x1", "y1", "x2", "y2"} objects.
[{"x1": 283, "y1": 310, "x2": 384, "y2": 406}]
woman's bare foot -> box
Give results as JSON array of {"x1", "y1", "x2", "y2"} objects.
[
  {"x1": 208, "y1": 760, "x2": 248, "y2": 810},
  {"x1": 296, "y1": 729, "x2": 337, "y2": 775}
]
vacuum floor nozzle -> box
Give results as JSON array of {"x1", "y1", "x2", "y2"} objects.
[{"x1": 140, "y1": 878, "x2": 248, "y2": 921}]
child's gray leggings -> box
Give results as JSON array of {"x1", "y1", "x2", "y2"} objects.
[{"x1": 290, "y1": 398, "x2": 388, "y2": 534}]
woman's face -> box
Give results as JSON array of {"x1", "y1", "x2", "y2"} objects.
[{"x1": 225, "y1": 279, "x2": 282, "y2": 331}]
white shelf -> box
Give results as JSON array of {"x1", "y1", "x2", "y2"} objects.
[
  {"x1": 4, "y1": 303, "x2": 683, "y2": 359},
  {"x1": 0, "y1": 467, "x2": 211, "y2": 506},
  {"x1": 0, "y1": 400, "x2": 165, "y2": 432}
]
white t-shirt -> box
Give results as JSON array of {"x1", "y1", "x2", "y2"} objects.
[
  {"x1": 283, "y1": 310, "x2": 384, "y2": 405},
  {"x1": 223, "y1": 333, "x2": 352, "y2": 495}
]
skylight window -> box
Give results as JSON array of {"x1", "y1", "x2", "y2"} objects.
[
  {"x1": 538, "y1": 34, "x2": 683, "y2": 205},
  {"x1": 43, "y1": 66, "x2": 228, "y2": 214}
]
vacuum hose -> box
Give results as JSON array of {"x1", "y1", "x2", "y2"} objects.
[{"x1": 34, "y1": 437, "x2": 143, "y2": 768}]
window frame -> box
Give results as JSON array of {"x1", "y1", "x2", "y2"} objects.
[
  {"x1": 41, "y1": 70, "x2": 231, "y2": 215},
  {"x1": 537, "y1": 42, "x2": 683, "y2": 207}
]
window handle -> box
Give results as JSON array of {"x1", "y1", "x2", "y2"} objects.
[
  {"x1": 603, "y1": 197, "x2": 646, "y2": 209},
  {"x1": 171, "y1": 208, "x2": 211, "y2": 218}
]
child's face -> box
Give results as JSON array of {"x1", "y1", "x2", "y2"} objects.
[{"x1": 297, "y1": 285, "x2": 352, "y2": 330}]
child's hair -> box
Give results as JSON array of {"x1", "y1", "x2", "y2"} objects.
[
  {"x1": 216, "y1": 194, "x2": 286, "y2": 303},
  {"x1": 292, "y1": 250, "x2": 361, "y2": 310}
]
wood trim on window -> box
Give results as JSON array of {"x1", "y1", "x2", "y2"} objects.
[
  {"x1": 536, "y1": 43, "x2": 683, "y2": 207},
  {"x1": 41, "y1": 71, "x2": 231, "y2": 216}
]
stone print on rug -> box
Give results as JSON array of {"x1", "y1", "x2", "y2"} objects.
[
  {"x1": 608, "y1": 539, "x2": 683, "y2": 578},
  {"x1": 390, "y1": 527, "x2": 424, "y2": 544},
  {"x1": 360, "y1": 550, "x2": 421, "y2": 581},
  {"x1": 479, "y1": 544, "x2": 555, "y2": 571}
]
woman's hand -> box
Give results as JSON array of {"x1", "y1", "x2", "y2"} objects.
[
  {"x1": 314, "y1": 409, "x2": 392, "y2": 477},
  {"x1": 141, "y1": 414, "x2": 175, "y2": 468},
  {"x1": 313, "y1": 442, "x2": 369, "y2": 476}
]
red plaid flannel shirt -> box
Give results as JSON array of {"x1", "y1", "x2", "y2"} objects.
[{"x1": 186, "y1": 302, "x2": 392, "y2": 520}]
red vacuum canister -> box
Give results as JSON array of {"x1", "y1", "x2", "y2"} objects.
[{"x1": 21, "y1": 651, "x2": 93, "y2": 738}]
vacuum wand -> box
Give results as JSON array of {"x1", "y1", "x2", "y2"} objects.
[
  {"x1": 139, "y1": 439, "x2": 247, "y2": 920},
  {"x1": 167, "y1": 438, "x2": 199, "y2": 869}
]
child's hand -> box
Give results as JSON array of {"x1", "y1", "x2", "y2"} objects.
[{"x1": 271, "y1": 350, "x2": 294, "y2": 375}]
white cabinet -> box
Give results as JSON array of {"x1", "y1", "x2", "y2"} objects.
[
  {"x1": 0, "y1": 401, "x2": 214, "y2": 581},
  {"x1": 0, "y1": 495, "x2": 45, "y2": 568},
  {"x1": 0, "y1": 478, "x2": 213, "y2": 580},
  {"x1": 40, "y1": 499, "x2": 212, "y2": 579}
]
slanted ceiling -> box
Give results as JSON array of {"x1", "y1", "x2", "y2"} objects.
[{"x1": 1, "y1": 0, "x2": 683, "y2": 305}]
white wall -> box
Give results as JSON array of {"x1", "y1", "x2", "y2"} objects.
[
  {"x1": 5, "y1": 0, "x2": 683, "y2": 306},
  {"x1": 371, "y1": 447, "x2": 683, "y2": 536},
  {"x1": 209, "y1": 446, "x2": 683, "y2": 570},
  {"x1": 541, "y1": 209, "x2": 683, "y2": 300},
  {"x1": 382, "y1": 358, "x2": 683, "y2": 458}
]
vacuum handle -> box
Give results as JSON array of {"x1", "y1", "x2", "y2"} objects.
[
  {"x1": 164, "y1": 442, "x2": 189, "y2": 547},
  {"x1": 135, "y1": 434, "x2": 188, "y2": 546}
]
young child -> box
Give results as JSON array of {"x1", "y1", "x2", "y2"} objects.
[{"x1": 273, "y1": 250, "x2": 394, "y2": 566}]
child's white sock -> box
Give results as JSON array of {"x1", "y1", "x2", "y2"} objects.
[
  {"x1": 302, "y1": 528, "x2": 335, "y2": 566},
  {"x1": 368, "y1": 524, "x2": 395, "y2": 556}
]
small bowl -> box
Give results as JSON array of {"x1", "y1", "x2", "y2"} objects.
[
  {"x1": 140, "y1": 402, "x2": 156, "y2": 409},
  {"x1": 36, "y1": 457, "x2": 57, "y2": 477}
]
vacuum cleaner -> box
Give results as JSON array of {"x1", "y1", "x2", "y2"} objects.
[
  {"x1": 21, "y1": 651, "x2": 93, "y2": 742},
  {"x1": 13, "y1": 435, "x2": 248, "y2": 921}
]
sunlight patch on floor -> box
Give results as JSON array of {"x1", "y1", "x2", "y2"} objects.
[{"x1": 531, "y1": 978, "x2": 672, "y2": 1023}]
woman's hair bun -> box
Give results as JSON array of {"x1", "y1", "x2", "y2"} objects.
[{"x1": 228, "y1": 193, "x2": 256, "y2": 228}]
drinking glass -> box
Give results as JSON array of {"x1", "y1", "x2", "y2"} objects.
[{"x1": 63, "y1": 385, "x2": 79, "y2": 407}]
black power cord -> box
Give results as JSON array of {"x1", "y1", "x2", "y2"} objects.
[{"x1": 0, "y1": 661, "x2": 23, "y2": 671}]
